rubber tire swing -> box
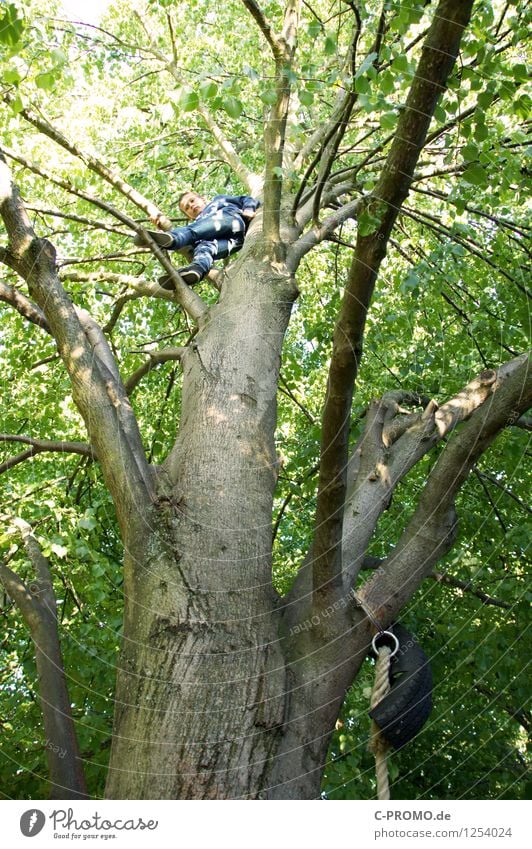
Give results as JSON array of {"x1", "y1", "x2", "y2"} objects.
[
  {"x1": 370, "y1": 623, "x2": 433, "y2": 750},
  {"x1": 368, "y1": 624, "x2": 433, "y2": 799}
]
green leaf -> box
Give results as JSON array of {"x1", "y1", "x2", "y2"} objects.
[
  {"x1": 400, "y1": 271, "x2": 420, "y2": 293},
  {"x1": 260, "y1": 89, "x2": 278, "y2": 105},
  {"x1": 433, "y1": 103, "x2": 446, "y2": 123},
  {"x1": 355, "y1": 52, "x2": 378, "y2": 79},
  {"x1": 474, "y1": 121, "x2": 489, "y2": 142},
  {"x1": 462, "y1": 162, "x2": 488, "y2": 186},
  {"x1": 357, "y1": 208, "x2": 381, "y2": 237},
  {"x1": 0, "y1": 3, "x2": 24, "y2": 47},
  {"x1": 200, "y1": 81, "x2": 218, "y2": 100},
  {"x1": 35, "y1": 72, "x2": 56, "y2": 91},
  {"x1": 379, "y1": 71, "x2": 394, "y2": 96},
  {"x1": 3, "y1": 67, "x2": 21, "y2": 85},
  {"x1": 307, "y1": 19, "x2": 321, "y2": 38},
  {"x1": 391, "y1": 54, "x2": 409, "y2": 74},
  {"x1": 462, "y1": 143, "x2": 479, "y2": 162},
  {"x1": 9, "y1": 92, "x2": 23, "y2": 113},
  {"x1": 179, "y1": 88, "x2": 199, "y2": 111},
  {"x1": 78, "y1": 515, "x2": 97, "y2": 531},
  {"x1": 324, "y1": 32, "x2": 337, "y2": 55},
  {"x1": 223, "y1": 96, "x2": 243, "y2": 118},
  {"x1": 50, "y1": 48, "x2": 67, "y2": 67},
  {"x1": 379, "y1": 111, "x2": 396, "y2": 130},
  {"x1": 512, "y1": 63, "x2": 528, "y2": 82},
  {"x1": 299, "y1": 88, "x2": 314, "y2": 106},
  {"x1": 355, "y1": 75, "x2": 370, "y2": 94}
]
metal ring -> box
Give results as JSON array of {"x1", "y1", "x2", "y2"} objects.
[{"x1": 372, "y1": 630, "x2": 399, "y2": 658}]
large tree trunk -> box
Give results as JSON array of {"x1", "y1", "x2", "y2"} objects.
[{"x1": 105, "y1": 247, "x2": 300, "y2": 799}]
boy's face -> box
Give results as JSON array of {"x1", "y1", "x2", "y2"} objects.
[{"x1": 179, "y1": 191, "x2": 207, "y2": 220}]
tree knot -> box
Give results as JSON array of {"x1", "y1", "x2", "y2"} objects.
[{"x1": 479, "y1": 369, "x2": 497, "y2": 386}]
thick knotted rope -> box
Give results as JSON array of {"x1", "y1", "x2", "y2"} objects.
[{"x1": 369, "y1": 645, "x2": 392, "y2": 800}]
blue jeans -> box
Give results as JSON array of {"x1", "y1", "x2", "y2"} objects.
[{"x1": 169, "y1": 211, "x2": 245, "y2": 275}]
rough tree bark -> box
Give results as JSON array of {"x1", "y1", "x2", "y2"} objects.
[
  {"x1": 1, "y1": 0, "x2": 530, "y2": 800},
  {"x1": 0, "y1": 519, "x2": 87, "y2": 798}
]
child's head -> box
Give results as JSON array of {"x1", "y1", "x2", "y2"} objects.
[{"x1": 178, "y1": 190, "x2": 207, "y2": 220}]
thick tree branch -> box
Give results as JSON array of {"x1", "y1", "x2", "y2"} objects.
[
  {"x1": 60, "y1": 266, "x2": 207, "y2": 319},
  {"x1": 0, "y1": 154, "x2": 154, "y2": 532},
  {"x1": 358, "y1": 355, "x2": 532, "y2": 628},
  {"x1": 0, "y1": 518, "x2": 88, "y2": 798},
  {"x1": 309, "y1": 0, "x2": 475, "y2": 601},
  {"x1": 341, "y1": 357, "x2": 528, "y2": 587},
  {"x1": 287, "y1": 197, "x2": 363, "y2": 269}
]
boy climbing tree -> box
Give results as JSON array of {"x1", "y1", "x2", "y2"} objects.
[{"x1": 134, "y1": 190, "x2": 260, "y2": 286}]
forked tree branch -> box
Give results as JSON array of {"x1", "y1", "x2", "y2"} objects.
[{"x1": 358, "y1": 355, "x2": 532, "y2": 627}]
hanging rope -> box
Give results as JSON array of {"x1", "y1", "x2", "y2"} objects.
[{"x1": 369, "y1": 643, "x2": 392, "y2": 800}]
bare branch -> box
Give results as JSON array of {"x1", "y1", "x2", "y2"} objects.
[
  {"x1": 25, "y1": 204, "x2": 130, "y2": 236},
  {"x1": 287, "y1": 197, "x2": 363, "y2": 269},
  {"x1": 431, "y1": 571, "x2": 511, "y2": 609},
  {"x1": 477, "y1": 470, "x2": 532, "y2": 514},
  {"x1": 0, "y1": 434, "x2": 93, "y2": 475}
]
